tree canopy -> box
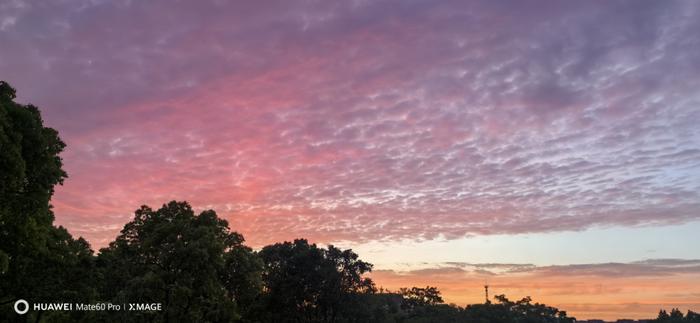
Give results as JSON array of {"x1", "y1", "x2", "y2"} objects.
[
  {"x1": 654, "y1": 309, "x2": 700, "y2": 322},
  {"x1": 256, "y1": 239, "x2": 375, "y2": 322},
  {"x1": 1, "y1": 81, "x2": 95, "y2": 322},
  {"x1": 97, "y1": 201, "x2": 261, "y2": 322}
]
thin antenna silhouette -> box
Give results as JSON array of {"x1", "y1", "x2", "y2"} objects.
[{"x1": 484, "y1": 280, "x2": 490, "y2": 304}]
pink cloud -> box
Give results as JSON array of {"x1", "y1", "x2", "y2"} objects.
[{"x1": 0, "y1": 1, "x2": 698, "y2": 248}]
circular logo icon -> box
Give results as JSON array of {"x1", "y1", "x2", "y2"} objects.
[{"x1": 14, "y1": 299, "x2": 29, "y2": 315}]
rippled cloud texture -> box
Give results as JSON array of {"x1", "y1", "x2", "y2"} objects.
[
  {"x1": 2, "y1": 0, "x2": 697, "y2": 247},
  {"x1": 2, "y1": 0, "x2": 700, "y2": 319}
]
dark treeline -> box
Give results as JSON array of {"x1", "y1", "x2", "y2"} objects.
[
  {"x1": 1, "y1": 81, "x2": 697, "y2": 323},
  {"x1": 652, "y1": 309, "x2": 700, "y2": 323}
]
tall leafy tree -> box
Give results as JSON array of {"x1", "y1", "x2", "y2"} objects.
[
  {"x1": 257, "y1": 239, "x2": 375, "y2": 323},
  {"x1": 0, "y1": 81, "x2": 96, "y2": 322},
  {"x1": 0, "y1": 80, "x2": 66, "y2": 274},
  {"x1": 97, "y1": 201, "x2": 261, "y2": 322}
]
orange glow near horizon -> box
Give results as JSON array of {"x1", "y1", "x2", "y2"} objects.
[{"x1": 369, "y1": 269, "x2": 700, "y2": 320}]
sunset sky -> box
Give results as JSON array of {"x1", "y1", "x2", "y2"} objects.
[{"x1": 2, "y1": 0, "x2": 699, "y2": 320}]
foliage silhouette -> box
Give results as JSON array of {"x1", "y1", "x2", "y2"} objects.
[
  {"x1": 400, "y1": 286, "x2": 444, "y2": 310},
  {"x1": 255, "y1": 239, "x2": 375, "y2": 322},
  {"x1": 654, "y1": 308, "x2": 700, "y2": 322},
  {"x1": 97, "y1": 201, "x2": 260, "y2": 322},
  {"x1": 0, "y1": 81, "x2": 96, "y2": 322}
]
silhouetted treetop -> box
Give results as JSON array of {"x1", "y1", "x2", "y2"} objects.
[
  {"x1": 256, "y1": 239, "x2": 376, "y2": 322},
  {"x1": 1, "y1": 80, "x2": 92, "y2": 323},
  {"x1": 654, "y1": 308, "x2": 700, "y2": 322},
  {"x1": 97, "y1": 201, "x2": 260, "y2": 322}
]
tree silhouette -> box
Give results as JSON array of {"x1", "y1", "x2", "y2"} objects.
[
  {"x1": 97, "y1": 201, "x2": 261, "y2": 322},
  {"x1": 399, "y1": 286, "x2": 444, "y2": 310},
  {"x1": 256, "y1": 239, "x2": 375, "y2": 322},
  {"x1": 654, "y1": 308, "x2": 700, "y2": 322},
  {"x1": 0, "y1": 81, "x2": 96, "y2": 322},
  {"x1": 457, "y1": 294, "x2": 575, "y2": 323}
]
